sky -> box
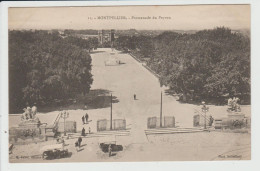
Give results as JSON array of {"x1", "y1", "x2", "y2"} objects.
[{"x1": 8, "y1": 5, "x2": 250, "y2": 30}]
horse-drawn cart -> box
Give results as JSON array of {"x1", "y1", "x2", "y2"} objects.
[
  {"x1": 98, "y1": 136, "x2": 123, "y2": 157},
  {"x1": 40, "y1": 144, "x2": 69, "y2": 160}
]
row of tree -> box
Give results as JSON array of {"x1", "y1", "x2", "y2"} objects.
[
  {"x1": 64, "y1": 29, "x2": 98, "y2": 35},
  {"x1": 64, "y1": 35, "x2": 99, "y2": 50},
  {"x1": 115, "y1": 27, "x2": 250, "y2": 103},
  {"x1": 9, "y1": 30, "x2": 94, "y2": 113}
]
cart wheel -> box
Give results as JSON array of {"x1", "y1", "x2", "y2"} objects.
[
  {"x1": 56, "y1": 150, "x2": 61, "y2": 159},
  {"x1": 62, "y1": 150, "x2": 67, "y2": 158},
  {"x1": 42, "y1": 152, "x2": 48, "y2": 160}
]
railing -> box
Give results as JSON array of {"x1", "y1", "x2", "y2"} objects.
[{"x1": 129, "y1": 52, "x2": 160, "y2": 79}]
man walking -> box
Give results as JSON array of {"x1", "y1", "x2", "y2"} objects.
[
  {"x1": 82, "y1": 115, "x2": 85, "y2": 125},
  {"x1": 81, "y1": 127, "x2": 86, "y2": 136},
  {"x1": 78, "y1": 136, "x2": 82, "y2": 147},
  {"x1": 85, "y1": 113, "x2": 89, "y2": 123},
  {"x1": 75, "y1": 137, "x2": 82, "y2": 152}
]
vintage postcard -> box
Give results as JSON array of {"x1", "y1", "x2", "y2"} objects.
[{"x1": 6, "y1": 4, "x2": 251, "y2": 163}]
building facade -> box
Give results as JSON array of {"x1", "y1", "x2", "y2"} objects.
[{"x1": 98, "y1": 29, "x2": 115, "y2": 44}]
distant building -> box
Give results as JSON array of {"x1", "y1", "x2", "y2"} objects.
[
  {"x1": 75, "y1": 34, "x2": 98, "y2": 40},
  {"x1": 98, "y1": 29, "x2": 115, "y2": 44}
]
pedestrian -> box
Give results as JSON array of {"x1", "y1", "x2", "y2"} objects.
[
  {"x1": 134, "y1": 94, "x2": 136, "y2": 100},
  {"x1": 81, "y1": 127, "x2": 86, "y2": 136},
  {"x1": 85, "y1": 113, "x2": 89, "y2": 123},
  {"x1": 78, "y1": 137, "x2": 82, "y2": 148},
  {"x1": 75, "y1": 141, "x2": 79, "y2": 152},
  {"x1": 209, "y1": 116, "x2": 214, "y2": 127},
  {"x1": 75, "y1": 137, "x2": 82, "y2": 152},
  {"x1": 82, "y1": 115, "x2": 85, "y2": 125}
]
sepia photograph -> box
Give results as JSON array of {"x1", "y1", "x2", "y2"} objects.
[{"x1": 6, "y1": 4, "x2": 251, "y2": 163}]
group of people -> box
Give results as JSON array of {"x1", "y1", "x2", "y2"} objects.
[
  {"x1": 81, "y1": 113, "x2": 89, "y2": 125},
  {"x1": 21, "y1": 104, "x2": 37, "y2": 121},
  {"x1": 228, "y1": 97, "x2": 241, "y2": 112}
]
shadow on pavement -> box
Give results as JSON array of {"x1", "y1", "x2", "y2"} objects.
[
  {"x1": 164, "y1": 88, "x2": 233, "y2": 106},
  {"x1": 83, "y1": 89, "x2": 119, "y2": 110},
  {"x1": 80, "y1": 144, "x2": 87, "y2": 147},
  {"x1": 90, "y1": 51, "x2": 106, "y2": 54},
  {"x1": 38, "y1": 89, "x2": 119, "y2": 113},
  {"x1": 77, "y1": 148, "x2": 84, "y2": 152}
]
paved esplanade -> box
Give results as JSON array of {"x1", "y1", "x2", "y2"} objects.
[
  {"x1": 91, "y1": 48, "x2": 195, "y2": 142},
  {"x1": 8, "y1": 48, "x2": 251, "y2": 162}
]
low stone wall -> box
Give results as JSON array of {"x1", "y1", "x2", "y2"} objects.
[
  {"x1": 97, "y1": 119, "x2": 126, "y2": 131},
  {"x1": 147, "y1": 116, "x2": 175, "y2": 129},
  {"x1": 97, "y1": 119, "x2": 108, "y2": 131}
]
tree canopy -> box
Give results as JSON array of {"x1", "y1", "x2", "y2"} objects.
[
  {"x1": 9, "y1": 30, "x2": 93, "y2": 113},
  {"x1": 115, "y1": 27, "x2": 250, "y2": 103}
]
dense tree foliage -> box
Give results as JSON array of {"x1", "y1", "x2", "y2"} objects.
[
  {"x1": 115, "y1": 35, "x2": 154, "y2": 57},
  {"x1": 115, "y1": 27, "x2": 250, "y2": 103},
  {"x1": 64, "y1": 29, "x2": 98, "y2": 35},
  {"x1": 65, "y1": 36, "x2": 98, "y2": 50},
  {"x1": 9, "y1": 30, "x2": 93, "y2": 113}
]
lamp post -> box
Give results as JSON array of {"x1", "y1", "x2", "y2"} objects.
[
  {"x1": 160, "y1": 91, "x2": 163, "y2": 128},
  {"x1": 61, "y1": 111, "x2": 69, "y2": 136},
  {"x1": 201, "y1": 101, "x2": 209, "y2": 129},
  {"x1": 110, "y1": 94, "x2": 113, "y2": 130}
]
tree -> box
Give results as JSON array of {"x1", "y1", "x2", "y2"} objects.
[
  {"x1": 9, "y1": 30, "x2": 93, "y2": 113},
  {"x1": 115, "y1": 27, "x2": 250, "y2": 103}
]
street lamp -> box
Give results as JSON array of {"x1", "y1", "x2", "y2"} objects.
[
  {"x1": 160, "y1": 91, "x2": 162, "y2": 128},
  {"x1": 110, "y1": 94, "x2": 113, "y2": 130},
  {"x1": 201, "y1": 101, "x2": 209, "y2": 129},
  {"x1": 61, "y1": 111, "x2": 69, "y2": 136}
]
